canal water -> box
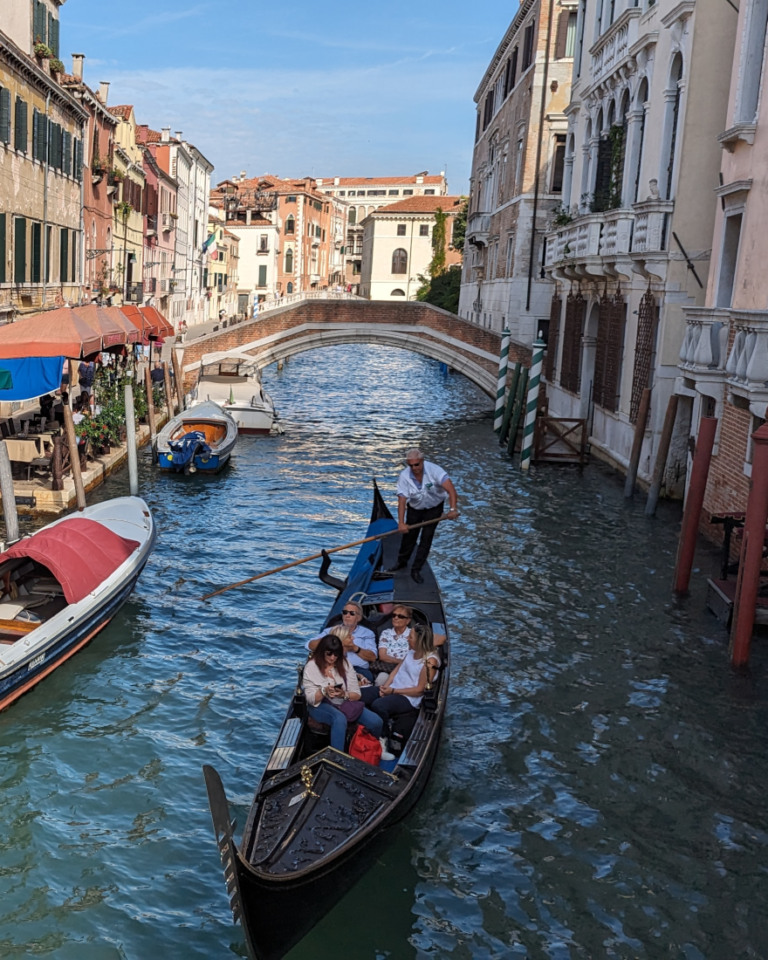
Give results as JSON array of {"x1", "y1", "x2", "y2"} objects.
[{"x1": 1, "y1": 345, "x2": 767, "y2": 960}]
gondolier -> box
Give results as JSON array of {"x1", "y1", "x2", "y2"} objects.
[{"x1": 387, "y1": 448, "x2": 459, "y2": 584}]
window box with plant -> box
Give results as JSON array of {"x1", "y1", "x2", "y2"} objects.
[
  {"x1": 49, "y1": 59, "x2": 65, "y2": 79},
  {"x1": 34, "y1": 42, "x2": 53, "y2": 60}
]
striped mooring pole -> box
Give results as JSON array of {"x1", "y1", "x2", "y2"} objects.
[
  {"x1": 520, "y1": 332, "x2": 546, "y2": 472},
  {"x1": 494, "y1": 327, "x2": 511, "y2": 432}
]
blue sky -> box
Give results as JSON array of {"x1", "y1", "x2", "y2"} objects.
[{"x1": 62, "y1": 0, "x2": 515, "y2": 193}]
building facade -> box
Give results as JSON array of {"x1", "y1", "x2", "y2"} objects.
[
  {"x1": 543, "y1": 0, "x2": 736, "y2": 491},
  {"x1": 109, "y1": 105, "x2": 146, "y2": 305},
  {"x1": 678, "y1": 0, "x2": 768, "y2": 531},
  {"x1": 0, "y1": 11, "x2": 86, "y2": 317},
  {"x1": 359, "y1": 196, "x2": 463, "y2": 301},
  {"x1": 459, "y1": 0, "x2": 575, "y2": 342},
  {"x1": 316, "y1": 174, "x2": 448, "y2": 291},
  {"x1": 62, "y1": 60, "x2": 118, "y2": 304}
]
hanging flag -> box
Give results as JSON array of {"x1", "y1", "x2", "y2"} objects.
[{"x1": 202, "y1": 232, "x2": 218, "y2": 257}]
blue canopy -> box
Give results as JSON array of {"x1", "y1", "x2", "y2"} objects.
[{"x1": 0, "y1": 356, "x2": 64, "y2": 402}]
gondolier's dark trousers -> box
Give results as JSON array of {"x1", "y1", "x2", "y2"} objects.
[{"x1": 396, "y1": 503, "x2": 445, "y2": 572}]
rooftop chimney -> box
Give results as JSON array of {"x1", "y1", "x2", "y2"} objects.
[
  {"x1": 97, "y1": 81, "x2": 109, "y2": 104},
  {"x1": 175, "y1": 131, "x2": 183, "y2": 141},
  {"x1": 240, "y1": 170, "x2": 246, "y2": 180},
  {"x1": 71, "y1": 54, "x2": 84, "y2": 80},
  {"x1": 334, "y1": 177, "x2": 340, "y2": 186},
  {"x1": 161, "y1": 127, "x2": 171, "y2": 142}
]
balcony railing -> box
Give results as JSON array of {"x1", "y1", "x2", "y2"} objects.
[
  {"x1": 726, "y1": 311, "x2": 768, "y2": 395},
  {"x1": 125, "y1": 282, "x2": 143, "y2": 303},
  {"x1": 590, "y1": 9, "x2": 640, "y2": 85},
  {"x1": 467, "y1": 212, "x2": 491, "y2": 246},
  {"x1": 679, "y1": 308, "x2": 730, "y2": 376}
]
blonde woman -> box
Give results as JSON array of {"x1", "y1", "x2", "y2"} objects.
[{"x1": 375, "y1": 605, "x2": 414, "y2": 685}]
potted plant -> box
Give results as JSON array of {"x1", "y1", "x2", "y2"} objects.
[
  {"x1": 49, "y1": 58, "x2": 65, "y2": 81},
  {"x1": 34, "y1": 42, "x2": 53, "y2": 61}
]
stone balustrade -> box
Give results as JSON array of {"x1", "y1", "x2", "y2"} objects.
[
  {"x1": 590, "y1": 9, "x2": 641, "y2": 84},
  {"x1": 467, "y1": 212, "x2": 491, "y2": 246},
  {"x1": 679, "y1": 308, "x2": 730, "y2": 375},
  {"x1": 725, "y1": 311, "x2": 768, "y2": 395},
  {"x1": 632, "y1": 199, "x2": 674, "y2": 253}
]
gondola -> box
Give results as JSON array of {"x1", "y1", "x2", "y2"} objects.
[{"x1": 203, "y1": 481, "x2": 450, "y2": 960}]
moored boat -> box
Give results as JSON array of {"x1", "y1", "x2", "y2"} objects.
[
  {"x1": 204, "y1": 482, "x2": 450, "y2": 960},
  {"x1": 191, "y1": 351, "x2": 281, "y2": 435},
  {"x1": 156, "y1": 400, "x2": 237, "y2": 473},
  {"x1": 0, "y1": 496, "x2": 156, "y2": 713}
]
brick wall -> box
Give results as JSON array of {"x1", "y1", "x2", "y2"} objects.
[
  {"x1": 702, "y1": 401, "x2": 752, "y2": 546},
  {"x1": 181, "y1": 299, "x2": 532, "y2": 391}
]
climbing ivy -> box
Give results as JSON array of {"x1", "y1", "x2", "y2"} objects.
[
  {"x1": 608, "y1": 124, "x2": 626, "y2": 210},
  {"x1": 452, "y1": 197, "x2": 468, "y2": 254},
  {"x1": 429, "y1": 207, "x2": 448, "y2": 278}
]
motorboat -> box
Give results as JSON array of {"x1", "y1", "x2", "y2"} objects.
[
  {"x1": 156, "y1": 400, "x2": 237, "y2": 474},
  {"x1": 0, "y1": 497, "x2": 156, "y2": 713},
  {"x1": 192, "y1": 351, "x2": 281, "y2": 435},
  {"x1": 203, "y1": 482, "x2": 449, "y2": 960}
]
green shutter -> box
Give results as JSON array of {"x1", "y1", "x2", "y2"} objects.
[
  {"x1": 14, "y1": 98, "x2": 27, "y2": 153},
  {"x1": 31, "y1": 222, "x2": 41, "y2": 283},
  {"x1": 0, "y1": 88, "x2": 9, "y2": 144},
  {"x1": 14, "y1": 217, "x2": 26, "y2": 283},
  {"x1": 33, "y1": 109, "x2": 40, "y2": 161},
  {"x1": 71, "y1": 230, "x2": 77, "y2": 282},
  {"x1": 258, "y1": 265, "x2": 267, "y2": 287},
  {"x1": 60, "y1": 227, "x2": 68, "y2": 283},
  {"x1": 62, "y1": 130, "x2": 71, "y2": 175},
  {"x1": 34, "y1": 1, "x2": 46, "y2": 44},
  {"x1": 49, "y1": 14, "x2": 59, "y2": 57},
  {"x1": 0, "y1": 213, "x2": 5, "y2": 284},
  {"x1": 45, "y1": 226, "x2": 51, "y2": 282}
]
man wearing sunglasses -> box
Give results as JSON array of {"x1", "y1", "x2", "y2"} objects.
[
  {"x1": 384, "y1": 447, "x2": 459, "y2": 584},
  {"x1": 306, "y1": 601, "x2": 377, "y2": 682}
]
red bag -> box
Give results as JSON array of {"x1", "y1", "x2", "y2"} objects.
[{"x1": 349, "y1": 726, "x2": 382, "y2": 766}]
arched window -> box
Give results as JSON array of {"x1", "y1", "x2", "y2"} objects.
[
  {"x1": 287, "y1": 281, "x2": 293, "y2": 294},
  {"x1": 285, "y1": 248, "x2": 293, "y2": 273},
  {"x1": 391, "y1": 288, "x2": 406, "y2": 296},
  {"x1": 664, "y1": 55, "x2": 684, "y2": 200},
  {"x1": 392, "y1": 249, "x2": 408, "y2": 274},
  {"x1": 285, "y1": 216, "x2": 295, "y2": 234},
  {"x1": 348, "y1": 208, "x2": 356, "y2": 225}
]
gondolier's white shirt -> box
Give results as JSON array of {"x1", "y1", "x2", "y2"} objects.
[
  {"x1": 396, "y1": 461, "x2": 449, "y2": 511},
  {"x1": 307, "y1": 624, "x2": 377, "y2": 671}
]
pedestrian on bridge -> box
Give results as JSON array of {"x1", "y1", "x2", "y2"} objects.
[{"x1": 385, "y1": 448, "x2": 459, "y2": 584}]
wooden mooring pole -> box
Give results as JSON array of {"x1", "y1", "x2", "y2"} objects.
[
  {"x1": 124, "y1": 384, "x2": 139, "y2": 497},
  {"x1": 144, "y1": 365, "x2": 157, "y2": 462},
  {"x1": 730, "y1": 423, "x2": 768, "y2": 667},
  {"x1": 624, "y1": 387, "x2": 652, "y2": 498},
  {"x1": 171, "y1": 349, "x2": 185, "y2": 413},
  {"x1": 672, "y1": 416, "x2": 717, "y2": 595},
  {"x1": 645, "y1": 394, "x2": 679, "y2": 517},
  {"x1": 163, "y1": 362, "x2": 175, "y2": 418},
  {"x1": 507, "y1": 367, "x2": 529, "y2": 457},
  {"x1": 63, "y1": 405, "x2": 86, "y2": 512},
  {"x1": 0, "y1": 440, "x2": 20, "y2": 545},
  {"x1": 498, "y1": 363, "x2": 521, "y2": 447}
]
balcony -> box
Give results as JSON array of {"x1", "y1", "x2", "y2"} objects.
[
  {"x1": 631, "y1": 199, "x2": 674, "y2": 254},
  {"x1": 466, "y1": 212, "x2": 491, "y2": 248},
  {"x1": 726, "y1": 311, "x2": 768, "y2": 408},
  {"x1": 590, "y1": 9, "x2": 641, "y2": 85},
  {"x1": 679, "y1": 308, "x2": 730, "y2": 379},
  {"x1": 162, "y1": 213, "x2": 175, "y2": 232},
  {"x1": 125, "y1": 282, "x2": 144, "y2": 303}
]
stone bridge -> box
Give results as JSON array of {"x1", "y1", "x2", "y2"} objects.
[{"x1": 180, "y1": 293, "x2": 532, "y2": 398}]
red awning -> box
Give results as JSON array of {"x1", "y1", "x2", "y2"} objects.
[
  {"x1": 103, "y1": 306, "x2": 140, "y2": 344},
  {"x1": 121, "y1": 305, "x2": 158, "y2": 344},
  {"x1": 140, "y1": 307, "x2": 175, "y2": 339},
  {"x1": 3, "y1": 518, "x2": 139, "y2": 604},
  {"x1": 71, "y1": 305, "x2": 127, "y2": 347},
  {"x1": 0, "y1": 307, "x2": 103, "y2": 359}
]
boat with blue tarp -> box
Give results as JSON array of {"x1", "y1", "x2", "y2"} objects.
[{"x1": 156, "y1": 400, "x2": 237, "y2": 474}]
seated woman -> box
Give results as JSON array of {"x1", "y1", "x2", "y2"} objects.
[
  {"x1": 368, "y1": 623, "x2": 440, "y2": 749},
  {"x1": 302, "y1": 633, "x2": 384, "y2": 753},
  {"x1": 375, "y1": 604, "x2": 414, "y2": 685}
]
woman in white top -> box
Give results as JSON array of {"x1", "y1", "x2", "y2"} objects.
[
  {"x1": 368, "y1": 623, "x2": 440, "y2": 733},
  {"x1": 302, "y1": 633, "x2": 383, "y2": 752}
]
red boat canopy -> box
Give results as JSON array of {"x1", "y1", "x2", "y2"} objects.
[{"x1": 3, "y1": 518, "x2": 139, "y2": 604}]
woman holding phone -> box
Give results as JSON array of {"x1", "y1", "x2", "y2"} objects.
[{"x1": 302, "y1": 633, "x2": 383, "y2": 752}]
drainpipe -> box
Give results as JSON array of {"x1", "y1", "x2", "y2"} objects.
[
  {"x1": 42, "y1": 92, "x2": 50, "y2": 307},
  {"x1": 79, "y1": 118, "x2": 85, "y2": 302},
  {"x1": 526, "y1": 0, "x2": 555, "y2": 312}
]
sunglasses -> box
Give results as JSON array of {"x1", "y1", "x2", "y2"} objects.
[
  {"x1": 392, "y1": 613, "x2": 409, "y2": 620},
  {"x1": 326, "y1": 651, "x2": 339, "y2": 658},
  {"x1": 342, "y1": 609, "x2": 359, "y2": 616}
]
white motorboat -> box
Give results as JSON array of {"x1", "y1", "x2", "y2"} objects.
[
  {"x1": 191, "y1": 351, "x2": 281, "y2": 435},
  {"x1": 156, "y1": 400, "x2": 238, "y2": 474},
  {"x1": 0, "y1": 497, "x2": 156, "y2": 713}
]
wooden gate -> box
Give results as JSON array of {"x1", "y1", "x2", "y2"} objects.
[{"x1": 534, "y1": 413, "x2": 589, "y2": 465}]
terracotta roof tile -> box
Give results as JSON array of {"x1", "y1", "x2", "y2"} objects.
[
  {"x1": 318, "y1": 175, "x2": 445, "y2": 187},
  {"x1": 371, "y1": 195, "x2": 463, "y2": 214},
  {"x1": 110, "y1": 104, "x2": 133, "y2": 119}
]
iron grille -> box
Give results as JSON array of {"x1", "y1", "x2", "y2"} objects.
[
  {"x1": 126, "y1": 282, "x2": 143, "y2": 303},
  {"x1": 560, "y1": 291, "x2": 585, "y2": 394},
  {"x1": 630, "y1": 288, "x2": 658, "y2": 422},
  {"x1": 544, "y1": 295, "x2": 562, "y2": 382},
  {"x1": 594, "y1": 289, "x2": 626, "y2": 413}
]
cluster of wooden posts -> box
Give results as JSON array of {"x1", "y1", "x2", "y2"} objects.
[{"x1": 495, "y1": 361, "x2": 530, "y2": 459}]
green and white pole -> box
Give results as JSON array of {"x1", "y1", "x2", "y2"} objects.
[
  {"x1": 520, "y1": 332, "x2": 546, "y2": 471},
  {"x1": 494, "y1": 326, "x2": 511, "y2": 432}
]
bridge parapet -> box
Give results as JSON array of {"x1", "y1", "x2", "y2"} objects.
[{"x1": 181, "y1": 299, "x2": 532, "y2": 399}]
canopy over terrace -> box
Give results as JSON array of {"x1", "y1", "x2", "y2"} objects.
[
  {"x1": 71, "y1": 305, "x2": 129, "y2": 348},
  {"x1": 120, "y1": 306, "x2": 173, "y2": 343},
  {"x1": 0, "y1": 308, "x2": 102, "y2": 359}
]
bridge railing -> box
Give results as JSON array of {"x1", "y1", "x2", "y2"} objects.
[{"x1": 254, "y1": 290, "x2": 365, "y2": 315}]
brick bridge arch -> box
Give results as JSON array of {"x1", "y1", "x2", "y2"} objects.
[{"x1": 181, "y1": 297, "x2": 531, "y2": 398}]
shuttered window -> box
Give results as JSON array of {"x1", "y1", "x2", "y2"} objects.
[
  {"x1": 71, "y1": 230, "x2": 77, "y2": 283},
  {"x1": 32, "y1": 109, "x2": 48, "y2": 162},
  {"x1": 14, "y1": 218, "x2": 27, "y2": 283},
  {"x1": 45, "y1": 226, "x2": 51, "y2": 282},
  {"x1": 560, "y1": 291, "x2": 585, "y2": 394},
  {"x1": 49, "y1": 122, "x2": 62, "y2": 169},
  {"x1": 509, "y1": 47, "x2": 518, "y2": 90},
  {"x1": 0, "y1": 88, "x2": 10, "y2": 144},
  {"x1": 0, "y1": 213, "x2": 5, "y2": 284},
  {"x1": 14, "y1": 98, "x2": 27, "y2": 153},
  {"x1": 545, "y1": 296, "x2": 562, "y2": 382},
  {"x1": 73, "y1": 137, "x2": 82, "y2": 180},
  {"x1": 60, "y1": 227, "x2": 69, "y2": 283},
  {"x1": 33, "y1": 1, "x2": 47, "y2": 44},
  {"x1": 62, "y1": 130, "x2": 72, "y2": 176},
  {"x1": 258, "y1": 265, "x2": 267, "y2": 287},
  {"x1": 48, "y1": 14, "x2": 60, "y2": 57},
  {"x1": 522, "y1": 22, "x2": 536, "y2": 71},
  {"x1": 31, "y1": 222, "x2": 42, "y2": 283}
]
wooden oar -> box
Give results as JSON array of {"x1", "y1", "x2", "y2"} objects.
[{"x1": 200, "y1": 515, "x2": 450, "y2": 601}]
